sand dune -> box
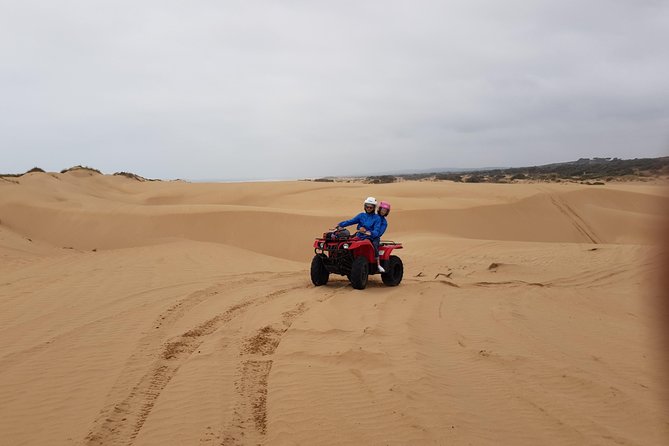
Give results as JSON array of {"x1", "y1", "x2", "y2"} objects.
[{"x1": 0, "y1": 173, "x2": 667, "y2": 445}]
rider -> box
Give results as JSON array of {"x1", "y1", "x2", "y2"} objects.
[
  {"x1": 336, "y1": 196, "x2": 380, "y2": 241},
  {"x1": 336, "y1": 197, "x2": 385, "y2": 272},
  {"x1": 371, "y1": 201, "x2": 391, "y2": 272}
]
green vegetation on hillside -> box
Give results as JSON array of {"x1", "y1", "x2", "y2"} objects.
[{"x1": 346, "y1": 156, "x2": 669, "y2": 184}]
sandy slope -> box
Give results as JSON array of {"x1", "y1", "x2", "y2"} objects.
[{"x1": 0, "y1": 172, "x2": 667, "y2": 445}]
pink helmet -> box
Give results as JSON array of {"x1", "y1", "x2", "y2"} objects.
[{"x1": 379, "y1": 201, "x2": 391, "y2": 213}]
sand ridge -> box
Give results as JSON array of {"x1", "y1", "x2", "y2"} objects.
[{"x1": 0, "y1": 174, "x2": 667, "y2": 445}]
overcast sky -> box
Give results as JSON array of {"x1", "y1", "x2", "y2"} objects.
[{"x1": 1, "y1": 1, "x2": 668, "y2": 180}]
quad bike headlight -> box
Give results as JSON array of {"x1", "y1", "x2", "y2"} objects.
[
  {"x1": 319, "y1": 242, "x2": 324, "y2": 248},
  {"x1": 342, "y1": 243, "x2": 349, "y2": 249}
]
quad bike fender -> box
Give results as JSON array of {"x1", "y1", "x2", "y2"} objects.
[
  {"x1": 347, "y1": 239, "x2": 372, "y2": 250},
  {"x1": 349, "y1": 239, "x2": 376, "y2": 263},
  {"x1": 378, "y1": 244, "x2": 403, "y2": 260}
]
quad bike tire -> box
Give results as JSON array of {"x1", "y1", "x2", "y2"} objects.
[
  {"x1": 349, "y1": 256, "x2": 369, "y2": 290},
  {"x1": 310, "y1": 254, "x2": 329, "y2": 286},
  {"x1": 381, "y1": 255, "x2": 403, "y2": 286}
]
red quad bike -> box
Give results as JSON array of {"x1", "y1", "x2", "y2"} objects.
[{"x1": 311, "y1": 229, "x2": 404, "y2": 290}]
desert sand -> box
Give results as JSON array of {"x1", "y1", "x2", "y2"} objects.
[{"x1": 1, "y1": 170, "x2": 667, "y2": 445}]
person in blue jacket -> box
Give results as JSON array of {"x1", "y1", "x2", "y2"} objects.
[
  {"x1": 335, "y1": 196, "x2": 379, "y2": 238},
  {"x1": 335, "y1": 196, "x2": 385, "y2": 272}
]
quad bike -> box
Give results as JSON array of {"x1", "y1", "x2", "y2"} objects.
[{"x1": 311, "y1": 229, "x2": 404, "y2": 290}]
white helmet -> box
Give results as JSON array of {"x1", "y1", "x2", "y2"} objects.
[{"x1": 364, "y1": 196, "x2": 378, "y2": 207}]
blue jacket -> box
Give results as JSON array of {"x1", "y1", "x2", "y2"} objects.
[
  {"x1": 376, "y1": 216, "x2": 388, "y2": 240},
  {"x1": 338, "y1": 212, "x2": 381, "y2": 240}
]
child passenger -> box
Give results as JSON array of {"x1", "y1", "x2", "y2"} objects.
[{"x1": 371, "y1": 201, "x2": 391, "y2": 272}]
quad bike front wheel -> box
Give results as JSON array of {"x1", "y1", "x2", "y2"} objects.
[
  {"x1": 381, "y1": 255, "x2": 403, "y2": 286},
  {"x1": 349, "y1": 256, "x2": 369, "y2": 290},
  {"x1": 310, "y1": 254, "x2": 329, "y2": 286}
]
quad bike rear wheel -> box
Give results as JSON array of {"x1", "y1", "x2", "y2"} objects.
[
  {"x1": 381, "y1": 255, "x2": 403, "y2": 286},
  {"x1": 310, "y1": 254, "x2": 329, "y2": 286},
  {"x1": 349, "y1": 256, "x2": 369, "y2": 290}
]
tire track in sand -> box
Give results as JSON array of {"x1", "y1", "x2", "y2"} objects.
[
  {"x1": 219, "y1": 284, "x2": 346, "y2": 445},
  {"x1": 548, "y1": 194, "x2": 601, "y2": 244},
  {"x1": 0, "y1": 280, "x2": 224, "y2": 371},
  {"x1": 84, "y1": 279, "x2": 302, "y2": 446}
]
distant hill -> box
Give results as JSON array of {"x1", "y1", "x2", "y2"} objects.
[
  {"x1": 362, "y1": 166, "x2": 506, "y2": 176},
  {"x1": 1, "y1": 166, "x2": 158, "y2": 182},
  {"x1": 310, "y1": 157, "x2": 669, "y2": 184}
]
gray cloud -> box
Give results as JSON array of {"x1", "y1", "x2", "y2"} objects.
[{"x1": 1, "y1": 0, "x2": 668, "y2": 179}]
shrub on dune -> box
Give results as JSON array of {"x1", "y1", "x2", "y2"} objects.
[
  {"x1": 114, "y1": 171, "x2": 159, "y2": 181},
  {"x1": 60, "y1": 165, "x2": 102, "y2": 174},
  {"x1": 113, "y1": 171, "x2": 157, "y2": 181}
]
